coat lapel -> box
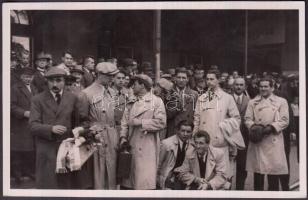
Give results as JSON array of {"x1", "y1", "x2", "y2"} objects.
[
  {"x1": 240, "y1": 95, "x2": 249, "y2": 114},
  {"x1": 205, "y1": 151, "x2": 216, "y2": 181},
  {"x1": 131, "y1": 93, "x2": 153, "y2": 118},
  {"x1": 56, "y1": 90, "x2": 71, "y2": 116},
  {"x1": 190, "y1": 155, "x2": 201, "y2": 178},
  {"x1": 171, "y1": 136, "x2": 179, "y2": 157},
  {"x1": 44, "y1": 91, "x2": 58, "y2": 114},
  {"x1": 18, "y1": 84, "x2": 32, "y2": 102}
]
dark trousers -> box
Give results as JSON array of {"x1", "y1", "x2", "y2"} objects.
[
  {"x1": 254, "y1": 173, "x2": 280, "y2": 191},
  {"x1": 236, "y1": 149, "x2": 247, "y2": 190},
  {"x1": 11, "y1": 151, "x2": 35, "y2": 179}
]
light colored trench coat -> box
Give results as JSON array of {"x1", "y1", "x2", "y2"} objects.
[
  {"x1": 244, "y1": 94, "x2": 289, "y2": 175},
  {"x1": 120, "y1": 92, "x2": 167, "y2": 189},
  {"x1": 79, "y1": 82, "x2": 119, "y2": 189},
  {"x1": 193, "y1": 88, "x2": 242, "y2": 179}
]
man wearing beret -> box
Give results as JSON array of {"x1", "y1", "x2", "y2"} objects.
[
  {"x1": 119, "y1": 74, "x2": 167, "y2": 189},
  {"x1": 245, "y1": 76, "x2": 289, "y2": 191},
  {"x1": 11, "y1": 67, "x2": 37, "y2": 184},
  {"x1": 29, "y1": 67, "x2": 87, "y2": 189},
  {"x1": 79, "y1": 62, "x2": 120, "y2": 189}
]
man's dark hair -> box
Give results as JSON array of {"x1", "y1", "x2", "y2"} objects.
[
  {"x1": 194, "y1": 64, "x2": 204, "y2": 71},
  {"x1": 62, "y1": 50, "x2": 73, "y2": 58},
  {"x1": 175, "y1": 68, "x2": 188, "y2": 77},
  {"x1": 83, "y1": 55, "x2": 95, "y2": 64},
  {"x1": 193, "y1": 130, "x2": 210, "y2": 144},
  {"x1": 206, "y1": 69, "x2": 221, "y2": 80},
  {"x1": 177, "y1": 120, "x2": 194, "y2": 131},
  {"x1": 258, "y1": 76, "x2": 274, "y2": 87},
  {"x1": 129, "y1": 77, "x2": 151, "y2": 91},
  {"x1": 117, "y1": 70, "x2": 127, "y2": 77}
]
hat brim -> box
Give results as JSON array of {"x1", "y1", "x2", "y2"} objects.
[
  {"x1": 99, "y1": 69, "x2": 119, "y2": 75},
  {"x1": 45, "y1": 74, "x2": 66, "y2": 78}
]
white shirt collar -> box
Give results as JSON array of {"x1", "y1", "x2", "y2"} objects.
[{"x1": 50, "y1": 90, "x2": 63, "y2": 100}]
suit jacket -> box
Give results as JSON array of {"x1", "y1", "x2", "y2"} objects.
[
  {"x1": 11, "y1": 82, "x2": 38, "y2": 151},
  {"x1": 166, "y1": 87, "x2": 198, "y2": 137},
  {"x1": 32, "y1": 70, "x2": 48, "y2": 93},
  {"x1": 157, "y1": 135, "x2": 195, "y2": 189},
  {"x1": 29, "y1": 89, "x2": 84, "y2": 189},
  {"x1": 81, "y1": 68, "x2": 95, "y2": 88},
  {"x1": 174, "y1": 147, "x2": 228, "y2": 190}
]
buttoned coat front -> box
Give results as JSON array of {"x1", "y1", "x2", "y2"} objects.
[
  {"x1": 120, "y1": 92, "x2": 167, "y2": 189},
  {"x1": 174, "y1": 147, "x2": 228, "y2": 190},
  {"x1": 193, "y1": 88, "x2": 241, "y2": 147},
  {"x1": 166, "y1": 87, "x2": 198, "y2": 137},
  {"x1": 29, "y1": 90, "x2": 82, "y2": 189},
  {"x1": 79, "y1": 82, "x2": 119, "y2": 189},
  {"x1": 245, "y1": 94, "x2": 289, "y2": 175},
  {"x1": 157, "y1": 135, "x2": 195, "y2": 189}
]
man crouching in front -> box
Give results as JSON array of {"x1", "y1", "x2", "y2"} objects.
[{"x1": 174, "y1": 131, "x2": 228, "y2": 190}]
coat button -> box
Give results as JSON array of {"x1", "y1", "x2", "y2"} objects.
[
  {"x1": 203, "y1": 122, "x2": 206, "y2": 124},
  {"x1": 139, "y1": 148, "x2": 142, "y2": 151},
  {"x1": 259, "y1": 119, "x2": 262, "y2": 121}
]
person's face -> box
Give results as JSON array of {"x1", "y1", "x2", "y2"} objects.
[
  {"x1": 20, "y1": 74, "x2": 34, "y2": 85},
  {"x1": 232, "y1": 71, "x2": 239, "y2": 78},
  {"x1": 259, "y1": 81, "x2": 273, "y2": 98},
  {"x1": 194, "y1": 70, "x2": 204, "y2": 80},
  {"x1": 11, "y1": 60, "x2": 18, "y2": 69},
  {"x1": 85, "y1": 58, "x2": 95, "y2": 71},
  {"x1": 47, "y1": 76, "x2": 65, "y2": 93},
  {"x1": 194, "y1": 137, "x2": 209, "y2": 156},
  {"x1": 234, "y1": 78, "x2": 246, "y2": 95},
  {"x1": 36, "y1": 59, "x2": 48, "y2": 69},
  {"x1": 197, "y1": 80, "x2": 206, "y2": 89},
  {"x1": 124, "y1": 76, "x2": 130, "y2": 87},
  {"x1": 71, "y1": 72, "x2": 83, "y2": 82},
  {"x1": 21, "y1": 53, "x2": 30, "y2": 66},
  {"x1": 177, "y1": 125, "x2": 193, "y2": 143},
  {"x1": 98, "y1": 73, "x2": 113, "y2": 87},
  {"x1": 132, "y1": 80, "x2": 143, "y2": 96},
  {"x1": 175, "y1": 72, "x2": 188, "y2": 88},
  {"x1": 206, "y1": 73, "x2": 219, "y2": 90},
  {"x1": 113, "y1": 72, "x2": 125, "y2": 89},
  {"x1": 62, "y1": 53, "x2": 73, "y2": 66}
]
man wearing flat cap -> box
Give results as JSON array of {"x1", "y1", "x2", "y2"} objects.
[
  {"x1": 119, "y1": 74, "x2": 167, "y2": 189},
  {"x1": 245, "y1": 76, "x2": 289, "y2": 191},
  {"x1": 32, "y1": 52, "x2": 50, "y2": 93},
  {"x1": 68, "y1": 65, "x2": 85, "y2": 94},
  {"x1": 79, "y1": 62, "x2": 120, "y2": 189},
  {"x1": 11, "y1": 67, "x2": 38, "y2": 184},
  {"x1": 29, "y1": 67, "x2": 87, "y2": 189}
]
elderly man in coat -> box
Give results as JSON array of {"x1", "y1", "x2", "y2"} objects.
[
  {"x1": 79, "y1": 62, "x2": 120, "y2": 189},
  {"x1": 174, "y1": 131, "x2": 228, "y2": 190},
  {"x1": 245, "y1": 76, "x2": 289, "y2": 191},
  {"x1": 193, "y1": 69, "x2": 244, "y2": 187},
  {"x1": 11, "y1": 67, "x2": 37, "y2": 184},
  {"x1": 29, "y1": 67, "x2": 86, "y2": 189},
  {"x1": 119, "y1": 74, "x2": 167, "y2": 190}
]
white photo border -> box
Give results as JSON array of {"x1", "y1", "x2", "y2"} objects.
[{"x1": 2, "y1": 1, "x2": 306, "y2": 198}]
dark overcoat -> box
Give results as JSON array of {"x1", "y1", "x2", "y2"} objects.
[
  {"x1": 29, "y1": 90, "x2": 85, "y2": 189},
  {"x1": 11, "y1": 82, "x2": 37, "y2": 151}
]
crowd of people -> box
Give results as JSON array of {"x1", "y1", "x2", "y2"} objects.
[{"x1": 10, "y1": 47, "x2": 299, "y2": 191}]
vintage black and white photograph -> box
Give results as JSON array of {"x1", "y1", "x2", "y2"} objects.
[{"x1": 2, "y1": 1, "x2": 306, "y2": 198}]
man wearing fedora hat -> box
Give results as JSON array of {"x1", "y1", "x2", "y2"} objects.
[
  {"x1": 79, "y1": 62, "x2": 120, "y2": 189},
  {"x1": 11, "y1": 67, "x2": 38, "y2": 184},
  {"x1": 32, "y1": 52, "x2": 50, "y2": 93},
  {"x1": 29, "y1": 67, "x2": 87, "y2": 189},
  {"x1": 68, "y1": 65, "x2": 85, "y2": 94}
]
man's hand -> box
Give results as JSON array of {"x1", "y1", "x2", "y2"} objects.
[
  {"x1": 198, "y1": 182, "x2": 209, "y2": 190},
  {"x1": 263, "y1": 125, "x2": 276, "y2": 135},
  {"x1": 128, "y1": 119, "x2": 142, "y2": 126},
  {"x1": 194, "y1": 177, "x2": 206, "y2": 185},
  {"x1": 24, "y1": 111, "x2": 30, "y2": 118},
  {"x1": 52, "y1": 125, "x2": 67, "y2": 135}
]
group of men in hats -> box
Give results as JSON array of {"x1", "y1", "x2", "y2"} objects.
[{"x1": 10, "y1": 49, "x2": 294, "y2": 191}]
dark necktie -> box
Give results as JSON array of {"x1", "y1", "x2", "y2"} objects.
[
  {"x1": 182, "y1": 141, "x2": 187, "y2": 153},
  {"x1": 55, "y1": 93, "x2": 61, "y2": 105}
]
